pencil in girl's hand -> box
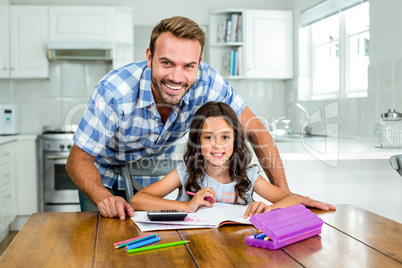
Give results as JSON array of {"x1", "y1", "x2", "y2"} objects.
[
  {"x1": 186, "y1": 191, "x2": 214, "y2": 202},
  {"x1": 127, "y1": 240, "x2": 190, "y2": 254}
]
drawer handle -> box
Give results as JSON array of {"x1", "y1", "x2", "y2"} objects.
[{"x1": 47, "y1": 155, "x2": 68, "y2": 160}]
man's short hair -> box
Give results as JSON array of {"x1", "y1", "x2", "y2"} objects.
[{"x1": 149, "y1": 16, "x2": 206, "y2": 58}]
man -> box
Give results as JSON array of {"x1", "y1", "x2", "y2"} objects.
[{"x1": 66, "y1": 16, "x2": 335, "y2": 221}]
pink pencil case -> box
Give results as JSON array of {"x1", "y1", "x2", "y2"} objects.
[{"x1": 245, "y1": 204, "x2": 324, "y2": 250}]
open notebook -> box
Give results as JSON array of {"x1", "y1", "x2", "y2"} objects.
[{"x1": 131, "y1": 203, "x2": 252, "y2": 232}]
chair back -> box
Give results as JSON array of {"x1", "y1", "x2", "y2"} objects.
[
  {"x1": 390, "y1": 154, "x2": 402, "y2": 177},
  {"x1": 120, "y1": 159, "x2": 181, "y2": 201}
]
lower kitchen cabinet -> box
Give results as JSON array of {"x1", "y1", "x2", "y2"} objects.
[
  {"x1": 7, "y1": 136, "x2": 39, "y2": 233},
  {"x1": 269, "y1": 158, "x2": 401, "y2": 223},
  {"x1": 0, "y1": 141, "x2": 17, "y2": 237}
]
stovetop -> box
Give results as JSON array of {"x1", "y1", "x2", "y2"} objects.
[
  {"x1": 40, "y1": 125, "x2": 77, "y2": 141},
  {"x1": 42, "y1": 130, "x2": 75, "y2": 134},
  {"x1": 42, "y1": 125, "x2": 77, "y2": 135}
]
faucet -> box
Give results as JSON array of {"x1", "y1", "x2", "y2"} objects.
[
  {"x1": 273, "y1": 119, "x2": 293, "y2": 135},
  {"x1": 287, "y1": 102, "x2": 312, "y2": 136}
]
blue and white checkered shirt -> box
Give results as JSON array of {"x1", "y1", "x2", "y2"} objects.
[{"x1": 73, "y1": 61, "x2": 246, "y2": 190}]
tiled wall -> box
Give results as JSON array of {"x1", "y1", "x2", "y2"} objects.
[
  {"x1": 0, "y1": 61, "x2": 111, "y2": 134},
  {"x1": 1, "y1": 58, "x2": 400, "y2": 138},
  {"x1": 230, "y1": 79, "x2": 286, "y2": 129},
  {"x1": 0, "y1": 59, "x2": 285, "y2": 135},
  {"x1": 284, "y1": 58, "x2": 402, "y2": 139}
]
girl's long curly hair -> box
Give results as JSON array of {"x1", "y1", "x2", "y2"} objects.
[{"x1": 183, "y1": 102, "x2": 252, "y2": 204}]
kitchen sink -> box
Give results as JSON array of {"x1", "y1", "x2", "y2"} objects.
[{"x1": 272, "y1": 133, "x2": 328, "y2": 142}]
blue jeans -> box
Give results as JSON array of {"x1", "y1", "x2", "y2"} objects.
[{"x1": 78, "y1": 183, "x2": 127, "y2": 212}]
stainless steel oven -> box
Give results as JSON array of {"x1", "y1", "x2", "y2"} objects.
[{"x1": 38, "y1": 131, "x2": 80, "y2": 212}]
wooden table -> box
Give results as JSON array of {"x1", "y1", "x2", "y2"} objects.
[{"x1": 1, "y1": 205, "x2": 401, "y2": 267}]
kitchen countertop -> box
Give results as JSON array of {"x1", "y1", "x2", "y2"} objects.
[
  {"x1": 274, "y1": 136, "x2": 400, "y2": 161},
  {"x1": 174, "y1": 136, "x2": 400, "y2": 161},
  {"x1": 0, "y1": 134, "x2": 38, "y2": 145},
  {"x1": 1, "y1": 134, "x2": 399, "y2": 161}
]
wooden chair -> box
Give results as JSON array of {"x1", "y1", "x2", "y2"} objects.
[{"x1": 119, "y1": 159, "x2": 181, "y2": 202}]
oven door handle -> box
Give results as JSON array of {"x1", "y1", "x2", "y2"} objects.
[{"x1": 46, "y1": 155, "x2": 69, "y2": 160}]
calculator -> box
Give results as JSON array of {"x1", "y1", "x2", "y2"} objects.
[{"x1": 147, "y1": 210, "x2": 188, "y2": 221}]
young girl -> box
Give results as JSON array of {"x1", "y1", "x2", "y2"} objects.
[{"x1": 131, "y1": 102, "x2": 299, "y2": 218}]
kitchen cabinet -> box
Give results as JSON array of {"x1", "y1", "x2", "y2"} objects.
[
  {"x1": 0, "y1": 6, "x2": 48, "y2": 79},
  {"x1": 48, "y1": 6, "x2": 133, "y2": 69},
  {"x1": 0, "y1": 135, "x2": 39, "y2": 234},
  {"x1": 244, "y1": 10, "x2": 293, "y2": 79},
  {"x1": 0, "y1": 6, "x2": 9, "y2": 78},
  {"x1": 112, "y1": 7, "x2": 134, "y2": 69},
  {"x1": 0, "y1": 141, "x2": 16, "y2": 235},
  {"x1": 14, "y1": 138, "x2": 38, "y2": 216},
  {"x1": 208, "y1": 9, "x2": 293, "y2": 79},
  {"x1": 48, "y1": 6, "x2": 113, "y2": 41}
]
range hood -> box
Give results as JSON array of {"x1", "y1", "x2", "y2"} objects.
[{"x1": 47, "y1": 40, "x2": 113, "y2": 61}]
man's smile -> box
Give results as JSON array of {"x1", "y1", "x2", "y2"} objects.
[{"x1": 162, "y1": 81, "x2": 185, "y2": 94}]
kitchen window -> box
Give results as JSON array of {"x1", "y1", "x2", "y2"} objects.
[{"x1": 299, "y1": 1, "x2": 369, "y2": 100}]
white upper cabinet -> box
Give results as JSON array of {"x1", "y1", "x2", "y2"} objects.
[
  {"x1": 0, "y1": 6, "x2": 48, "y2": 79},
  {"x1": 48, "y1": 6, "x2": 133, "y2": 69},
  {"x1": 48, "y1": 6, "x2": 113, "y2": 41},
  {"x1": 0, "y1": 5, "x2": 132, "y2": 79},
  {"x1": 245, "y1": 10, "x2": 293, "y2": 79},
  {"x1": 112, "y1": 7, "x2": 133, "y2": 69},
  {"x1": 0, "y1": 7, "x2": 9, "y2": 78},
  {"x1": 209, "y1": 9, "x2": 293, "y2": 80}
]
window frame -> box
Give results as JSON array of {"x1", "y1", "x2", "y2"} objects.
[{"x1": 302, "y1": 2, "x2": 369, "y2": 101}]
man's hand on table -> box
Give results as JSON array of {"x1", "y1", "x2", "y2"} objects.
[
  {"x1": 294, "y1": 194, "x2": 336, "y2": 211},
  {"x1": 97, "y1": 196, "x2": 135, "y2": 220}
]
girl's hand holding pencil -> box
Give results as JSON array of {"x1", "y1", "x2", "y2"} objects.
[{"x1": 185, "y1": 188, "x2": 216, "y2": 212}]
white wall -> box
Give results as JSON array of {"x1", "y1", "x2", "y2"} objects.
[{"x1": 369, "y1": 0, "x2": 402, "y2": 64}]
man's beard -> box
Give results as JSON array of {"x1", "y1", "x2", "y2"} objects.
[{"x1": 151, "y1": 74, "x2": 192, "y2": 106}]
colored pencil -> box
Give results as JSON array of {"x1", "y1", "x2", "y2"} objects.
[
  {"x1": 248, "y1": 233, "x2": 269, "y2": 240},
  {"x1": 127, "y1": 240, "x2": 190, "y2": 254},
  {"x1": 186, "y1": 191, "x2": 214, "y2": 202},
  {"x1": 115, "y1": 233, "x2": 158, "y2": 249},
  {"x1": 256, "y1": 233, "x2": 267, "y2": 240},
  {"x1": 114, "y1": 233, "x2": 158, "y2": 246},
  {"x1": 124, "y1": 234, "x2": 160, "y2": 249},
  {"x1": 126, "y1": 236, "x2": 161, "y2": 250}
]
